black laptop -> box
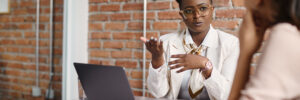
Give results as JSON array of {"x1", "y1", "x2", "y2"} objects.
[{"x1": 73, "y1": 63, "x2": 135, "y2": 100}]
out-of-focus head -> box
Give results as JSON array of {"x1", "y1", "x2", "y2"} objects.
[
  {"x1": 291, "y1": 0, "x2": 300, "y2": 28},
  {"x1": 176, "y1": 0, "x2": 214, "y2": 34},
  {"x1": 176, "y1": 0, "x2": 213, "y2": 10},
  {"x1": 245, "y1": 0, "x2": 300, "y2": 29}
]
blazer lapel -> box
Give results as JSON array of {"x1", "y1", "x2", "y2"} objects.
[
  {"x1": 168, "y1": 32, "x2": 186, "y2": 99},
  {"x1": 206, "y1": 46, "x2": 220, "y2": 71},
  {"x1": 203, "y1": 26, "x2": 221, "y2": 69}
]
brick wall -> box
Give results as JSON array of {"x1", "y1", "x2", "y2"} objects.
[
  {"x1": 88, "y1": 0, "x2": 246, "y2": 97},
  {"x1": 0, "y1": 0, "x2": 251, "y2": 99},
  {"x1": 0, "y1": 0, "x2": 63, "y2": 99}
]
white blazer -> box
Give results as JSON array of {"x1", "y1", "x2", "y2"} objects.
[{"x1": 147, "y1": 26, "x2": 240, "y2": 100}]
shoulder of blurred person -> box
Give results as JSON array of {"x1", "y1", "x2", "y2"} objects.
[
  {"x1": 240, "y1": 22, "x2": 300, "y2": 100},
  {"x1": 230, "y1": 0, "x2": 300, "y2": 99}
]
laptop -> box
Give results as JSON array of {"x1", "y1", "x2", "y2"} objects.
[{"x1": 73, "y1": 63, "x2": 135, "y2": 100}]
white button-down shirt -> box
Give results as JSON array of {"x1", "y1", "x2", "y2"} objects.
[
  {"x1": 178, "y1": 28, "x2": 210, "y2": 100},
  {"x1": 147, "y1": 25, "x2": 240, "y2": 100}
]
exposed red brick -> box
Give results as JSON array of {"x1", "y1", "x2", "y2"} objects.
[
  {"x1": 89, "y1": 50, "x2": 110, "y2": 58},
  {"x1": 212, "y1": 20, "x2": 239, "y2": 29},
  {"x1": 89, "y1": 5, "x2": 99, "y2": 12},
  {"x1": 129, "y1": 79, "x2": 143, "y2": 88},
  {"x1": 90, "y1": 32, "x2": 111, "y2": 39},
  {"x1": 147, "y1": 2, "x2": 170, "y2": 10},
  {"x1": 126, "y1": 41, "x2": 143, "y2": 49},
  {"x1": 212, "y1": 0, "x2": 230, "y2": 7},
  {"x1": 0, "y1": 16, "x2": 10, "y2": 22},
  {"x1": 11, "y1": 17, "x2": 25, "y2": 22},
  {"x1": 110, "y1": 13, "x2": 131, "y2": 21},
  {"x1": 6, "y1": 46, "x2": 19, "y2": 53},
  {"x1": 54, "y1": 23, "x2": 63, "y2": 31},
  {"x1": 89, "y1": 0, "x2": 108, "y2": 3},
  {"x1": 0, "y1": 1, "x2": 63, "y2": 98},
  {"x1": 18, "y1": 24, "x2": 32, "y2": 30},
  {"x1": 127, "y1": 22, "x2": 150, "y2": 30},
  {"x1": 89, "y1": 14, "x2": 109, "y2": 21},
  {"x1": 39, "y1": 16, "x2": 49, "y2": 22},
  {"x1": 13, "y1": 9, "x2": 28, "y2": 15},
  {"x1": 7, "y1": 63, "x2": 23, "y2": 69},
  {"x1": 158, "y1": 11, "x2": 181, "y2": 20},
  {"x1": 134, "y1": 32, "x2": 159, "y2": 40},
  {"x1": 103, "y1": 41, "x2": 124, "y2": 49},
  {"x1": 133, "y1": 90, "x2": 143, "y2": 96},
  {"x1": 105, "y1": 22, "x2": 125, "y2": 30},
  {"x1": 111, "y1": 51, "x2": 132, "y2": 58},
  {"x1": 216, "y1": 9, "x2": 246, "y2": 18},
  {"x1": 116, "y1": 60, "x2": 137, "y2": 68},
  {"x1": 131, "y1": 70, "x2": 143, "y2": 79},
  {"x1": 111, "y1": 0, "x2": 130, "y2": 2},
  {"x1": 89, "y1": 41, "x2": 101, "y2": 48},
  {"x1": 133, "y1": 12, "x2": 155, "y2": 20},
  {"x1": 123, "y1": 3, "x2": 143, "y2": 11},
  {"x1": 153, "y1": 22, "x2": 178, "y2": 30},
  {"x1": 100, "y1": 4, "x2": 120, "y2": 11},
  {"x1": 134, "y1": 51, "x2": 152, "y2": 59},
  {"x1": 112, "y1": 32, "x2": 137, "y2": 40},
  {"x1": 54, "y1": 0, "x2": 64, "y2": 5},
  {"x1": 54, "y1": 15, "x2": 63, "y2": 22},
  {"x1": 0, "y1": 32, "x2": 22, "y2": 37},
  {"x1": 232, "y1": 0, "x2": 245, "y2": 7},
  {"x1": 4, "y1": 69, "x2": 22, "y2": 76},
  {"x1": 89, "y1": 23, "x2": 103, "y2": 31}
]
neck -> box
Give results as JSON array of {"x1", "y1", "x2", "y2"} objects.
[{"x1": 189, "y1": 27, "x2": 210, "y2": 46}]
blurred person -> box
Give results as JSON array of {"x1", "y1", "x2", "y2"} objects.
[
  {"x1": 140, "y1": 0, "x2": 240, "y2": 99},
  {"x1": 229, "y1": 0, "x2": 300, "y2": 99}
]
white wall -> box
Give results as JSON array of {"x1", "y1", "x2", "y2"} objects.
[{"x1": 62, "y1": 0, "x2": 88, "y2": 100}]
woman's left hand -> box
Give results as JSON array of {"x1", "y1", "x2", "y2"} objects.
[{"x1": 168, "y1": 54, "x2": 209, "y2": 73}]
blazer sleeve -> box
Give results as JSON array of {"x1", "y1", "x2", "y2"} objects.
[
  {"x1": 147, "y1": 36, "x2": 172, "y2": 98},
  {"x1": 147, "y1": 62, "x2": 169, "y2": 98},
  {"x1": 203, "y1": 38, "x2": 240, "y2": 100}
]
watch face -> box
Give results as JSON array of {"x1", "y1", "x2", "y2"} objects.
[{"x1": 204, "y1": 61, "x2": 212, "y2": 71}]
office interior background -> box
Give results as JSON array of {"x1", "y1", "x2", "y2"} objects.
[{"x1": 0, "y1": 0, "x2": 263, "y2": 99}]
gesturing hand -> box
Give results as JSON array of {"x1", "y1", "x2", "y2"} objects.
[
  {"x1": 168, "y1": 54, "x2": 209, "y2": 73},
  {"x1": 140, "y1": 37, "x2": 164, "y2": 57},
  {"x1": 140, "y1": 37, "x2": 164, "y2": 69}
]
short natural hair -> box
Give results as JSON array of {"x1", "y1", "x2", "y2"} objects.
[{"x1": 176, "y1": 0, "x2": 213, "y2": 9}]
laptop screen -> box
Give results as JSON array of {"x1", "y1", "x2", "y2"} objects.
[{"x1": 74, "y1": 63, "x2": 134, "y2": 100}]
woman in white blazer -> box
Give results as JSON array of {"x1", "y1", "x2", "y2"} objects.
[{"x1": 140, "y1": 0, "x2": 239, "y2": 99}]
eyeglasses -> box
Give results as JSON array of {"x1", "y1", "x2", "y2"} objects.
[{"x1": 180, "y1": 5, "x2": 212, "y2": 18}]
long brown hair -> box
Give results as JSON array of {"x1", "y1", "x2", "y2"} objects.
[
  {"x1": 252, "y1": 0, "x2": 300, "y2": 30},
  {"x1": 291, "y1": 0, "x2": 300, "y2": 28}
]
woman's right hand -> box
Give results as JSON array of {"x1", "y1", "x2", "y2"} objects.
[
  {"x1": 140, "y1": 37, "x2": 164, "y2": 57},
  {"x1": 140, "y1": 37, "x2": 165, "y2": 69}
]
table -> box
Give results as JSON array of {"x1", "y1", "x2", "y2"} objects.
[{"x1": 135, "y1": 96, "x2": 182, "y2": 100}]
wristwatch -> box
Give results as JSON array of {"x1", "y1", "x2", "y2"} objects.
[{"x1": 202, "y1": 60, "x2": 213, "y2": 72}]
